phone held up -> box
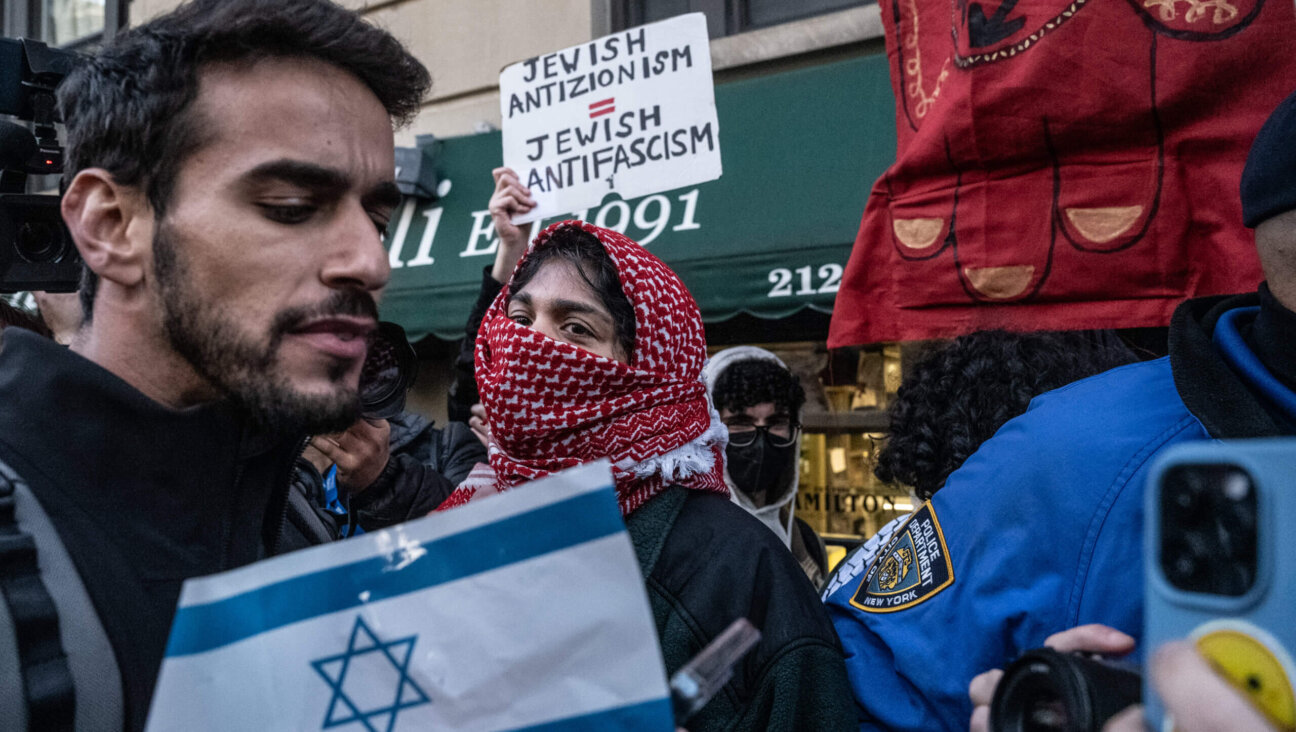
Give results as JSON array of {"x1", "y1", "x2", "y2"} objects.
[
  {"x1": 1143, "y1": 438, "x2": 1296, "y2": 732},
  {"x1": 989, "y1": 439, "x2": 1296, "y2": 732}
]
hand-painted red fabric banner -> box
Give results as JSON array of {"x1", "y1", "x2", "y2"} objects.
[{"x1": 828, "y1": 0, "x2": 1296, "y2": 346}]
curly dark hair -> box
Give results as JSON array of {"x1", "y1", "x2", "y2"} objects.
[
  {"x1": 60, "y1": 0, "x2": 432, "y2": 320},
  {"x1": 712, "y1": 358, "x2": 806, "y2": 419},
  {"x1": 874, "y1": 330, "x2": 1136, "y2": 500}
]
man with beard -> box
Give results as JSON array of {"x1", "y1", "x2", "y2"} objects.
[{"x1": 0, "y1": 1, "x2": 428, "y2": 729}]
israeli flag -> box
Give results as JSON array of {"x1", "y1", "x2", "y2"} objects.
[{"x1": 146, "y1": 461, "x2": 674, "y2": 731}]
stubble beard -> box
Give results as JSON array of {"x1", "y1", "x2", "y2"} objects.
[{"x1": 153, "y1": 224, "x2": 368, "y2": 435}]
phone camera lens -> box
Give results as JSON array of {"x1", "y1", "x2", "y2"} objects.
[
  {"x1": 1166, "y1": 543, "x2": 1203, "y2": 587},
  {"x1": 1165, "y1": 468, "x2": 1209, "y2": 525},
  {"x1": 1160, "y1": 463, "x2": 1257, "y2": 596},
  {"x1": 1217, "y1": 562, "x2": 1255, "y2": 596}
]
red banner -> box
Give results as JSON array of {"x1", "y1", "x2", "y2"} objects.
[{"x1": 828, "y1": 0, "x2": 1296, "y2": 346}]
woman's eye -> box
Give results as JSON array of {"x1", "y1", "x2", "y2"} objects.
[
  {"x1": 509, "y1": 314, "x2": 532, "y2": 326},
  {"x1": 260, "y1": 204, "x2": 315, "y2": 224},
  {"x1": 565, "y1": 322, "x2": 595, "y2": 338}
]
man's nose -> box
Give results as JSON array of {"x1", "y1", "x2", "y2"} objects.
[{"x1": 321, "y1": 201, "x2": 391, "y2": 292}]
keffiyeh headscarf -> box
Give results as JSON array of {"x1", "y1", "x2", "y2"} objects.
[{"x1": 446, "y1": 220, "x2": 728, "y2": 516}]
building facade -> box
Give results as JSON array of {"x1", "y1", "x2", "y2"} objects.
[{"x1": 4, "y1": 0, "x2": 915, "y2": 555}]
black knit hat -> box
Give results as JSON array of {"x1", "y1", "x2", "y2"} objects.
[{"x1": 1241, "y1": 89, "x2": 1296, "y2": 228}]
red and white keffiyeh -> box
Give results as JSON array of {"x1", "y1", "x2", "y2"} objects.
[{"x1": 440, "y1": 220, "x2": 728, "y2": 516}]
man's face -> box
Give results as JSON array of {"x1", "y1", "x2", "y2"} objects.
[
  {"x1": 720, "y1": 401, "x2": 799, "y2": 507},
  {"x1": 719, "y1": 402, "x2": 796, "y2": 443},
  {"x1": 151, "y1": 57, "x2": 398, "y2": 432}
]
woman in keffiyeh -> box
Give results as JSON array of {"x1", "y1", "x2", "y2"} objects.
[{"x1": 443, "y1": 216, "x2": 854, "y2": 731}]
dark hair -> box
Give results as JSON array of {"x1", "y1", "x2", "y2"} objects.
[
  {"x1": 509, "y1": 226, "x2": 636, "y2": 361},
  {"x1": 875, "y1": 330, "x2": 1136, "y2": 500},
  {"x1": 59, "y1": 0, "x2": 431, "y2": 320},
  {"x1": 712, "y1": 358, "x2": 806, "y2": 421},
  {"x1": 0, "y1": 300, "x2": 52, "y2": 338}
]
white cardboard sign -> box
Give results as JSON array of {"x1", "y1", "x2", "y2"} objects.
[{"x1": 500, "y1": 13, "x2": 722, "y2": 224}]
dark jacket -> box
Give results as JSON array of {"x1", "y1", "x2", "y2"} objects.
[
  {"x1": 823, "y1": 291, "x2": 1295, "y2": 730},
  {"x1": 0, "y1": 328, "x2": 303, "y2": 731},
  {"x1": 384, "y1": 411, "x2": 485, "y2": 485},
  {"x1": 447, "y1": 268, "x2": 503, "y2": 423},
  {"x1": 457, "y1": 270, "x2": 854, "y2": 727},
  {"x1": 347, "y1": 414, "x2": 484, "y2": 527},
  {"x1": 278, "y1": 412, "x2": 486, "y2": 553},
  {"x1": 629, "y1": 486, "x2": 857, "y2": 731}
]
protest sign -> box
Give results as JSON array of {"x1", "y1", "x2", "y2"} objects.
[
  {"x1": 146, "y1": 461, "x2": 673, "y2": 731},
  {"x1": 500, "y1": 13, "x2": 721, "y2": 224}
]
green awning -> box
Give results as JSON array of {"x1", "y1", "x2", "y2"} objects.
[{"x1": 381, "y1": 53, "x2": 895, "y2": 341}]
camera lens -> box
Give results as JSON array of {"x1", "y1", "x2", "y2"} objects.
[
  {"x1": 359, "y1": 338, "x2": 399, "y2": 400},
  {"x1": 1165, "y1": 467, "x2": 1210, "y2": 525},
  {"x1": 1159, "y1": 463, "x2": 1257, "y2": 596},
  {"x1": 1023, "y1": 692, "x2": 1068, "y2": 731},
  {"x1": 15, "y1": 220, "x2": 66, "y2": 262},
  {"x1": 1164, "y1": 536, "x2": 1205, "y2": 587},
  {"x1": 990, "y1": 648, "x2": 1141, "y2": 732},
  {"x1": 357, "y1": 322, "x2": 417, "y2": 421}
]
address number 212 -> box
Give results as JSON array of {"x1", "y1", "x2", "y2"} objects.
[{"x1": 767, "y1": 264, "x2": 843, "y2": 298}]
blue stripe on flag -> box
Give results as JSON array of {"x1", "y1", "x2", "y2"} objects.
[
  {"x1": 165, "y1": 488, "x2": 622, "y2": 657},
  {"x1": 504, "y1": 698, "x2": 676, "y2": 731}
]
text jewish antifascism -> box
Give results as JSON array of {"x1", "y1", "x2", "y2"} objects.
[{"x1": 507, "y1": 29, "x2": 716, "y2": 193}]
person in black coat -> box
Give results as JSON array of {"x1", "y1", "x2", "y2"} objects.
[{"x1": 277, "y1": 411, "x2": 486, "y2": 553}]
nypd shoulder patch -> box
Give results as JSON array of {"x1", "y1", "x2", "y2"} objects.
[{"x1": 849, "y1": 502, "x2": 954, "y2": 613}]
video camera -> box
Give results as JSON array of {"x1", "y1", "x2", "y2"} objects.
[
  {"x1": 989, "y1": 439, "x2": 1296, "y2": 732},
  {"x1": 0, "y1": 37, "x2": 80, "y2": 294},
  {"x1": 358, "y1": 322, "x2": 419, "y2": 421}
]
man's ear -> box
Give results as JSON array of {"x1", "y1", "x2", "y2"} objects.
[{"x1": 61, "y1": 168, "x2": 154, "y2": 289}]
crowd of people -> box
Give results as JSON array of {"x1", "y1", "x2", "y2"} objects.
[{"x1": 0, "y1": 0, "x2": 1292, "y2": 730}]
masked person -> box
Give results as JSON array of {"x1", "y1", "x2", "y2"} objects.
[
  {"x1": 440, "y1": 220, "x2": 855, "y2": 731},
  {"x1": 703, "y1": 347, "x2": 827, "y2": 586}
]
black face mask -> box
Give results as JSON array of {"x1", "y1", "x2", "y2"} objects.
[{"x1": 726, "y1": 432, "x2": 798, "y2": 506}]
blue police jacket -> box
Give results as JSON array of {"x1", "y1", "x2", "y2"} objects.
[{"x1": 823, "y1": 291, "x2": 1296, "y2": 730}]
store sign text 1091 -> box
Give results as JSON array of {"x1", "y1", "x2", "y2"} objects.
[
  {"x1": 384, "y1": 189, "x2": 703, "y2": 270},
  {"x1": 384, "y1": 188, "x2": 841, "y2": 303}
]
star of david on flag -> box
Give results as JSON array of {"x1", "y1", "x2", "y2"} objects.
[
  {"x1": 311, "y1": 616, "x2": 430, "y2": 732},
  {"x1": 145, "y1": 462, "x2": 675, "y2": 731}
]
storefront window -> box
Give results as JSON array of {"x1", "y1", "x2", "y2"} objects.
[
  {"x1": 794, "y1": 343, "x2": 909, "y2": 570},
  {"x1": 798, "y1": 430, "x2": 911, "y2": 539},
  {"x1": 40, "y1": 0, "x2": 105, "y2": 47}
]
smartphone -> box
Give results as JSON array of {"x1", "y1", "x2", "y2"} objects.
[
  {"x1": 1144, "y1": 439, "x2": 1296, "y2": 731},
  {"x1": 669, "y1": 618, "x2": 761, "y2": 725}
]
